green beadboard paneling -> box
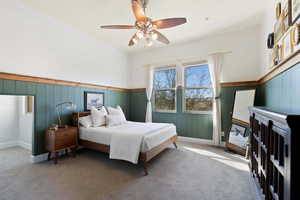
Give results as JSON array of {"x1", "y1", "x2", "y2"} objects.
[
  {"x1": 129, "y1": 89, "x2": 213, "y2": 140},
  {"x1": 130, "y1": 86, "x2": 258, "y2": 140},
  {"x1": 257, "y1": 62, "x2": 300, "y2": 112},
  {"x1": 0, "y1": 79, "x2": 130, "y2": 156}
]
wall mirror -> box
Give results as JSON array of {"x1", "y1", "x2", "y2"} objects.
[{"x1": 227, "y1": 89, "x2": 256, "y2": 155}]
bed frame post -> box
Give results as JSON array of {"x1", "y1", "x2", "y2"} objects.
[{"x1": 142, "y1": 161, "x2": 148, "y2": 176}]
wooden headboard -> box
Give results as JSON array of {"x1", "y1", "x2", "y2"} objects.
[{"x1": 72, "y1": 112, "x2": 90, "y2": 127}]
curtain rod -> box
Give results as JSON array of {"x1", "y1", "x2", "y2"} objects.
[{"x1": 143, "y1": 51, "x2": 232, "y2": 67}]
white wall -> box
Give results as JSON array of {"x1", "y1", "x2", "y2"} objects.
[
  {"x1": 0, "y1": 96, "x2": 20, "y2": 149},
  {"x1": 128, "y1": 26, "x2": 261, "y2": 88},
  {"x1": 18, "y1": 97, "x2": 34, "y2": 151},
  {"x1": 0, "y1": 0, "x2": 129, "y2": 88},
  {"x1": 258, "y1": 1, "x2": 276, "y2": 77}
]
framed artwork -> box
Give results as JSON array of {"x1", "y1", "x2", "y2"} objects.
[
  {"x1": 292, "y1": 0, "x2": 300, "y2": 24},
  {"x1": 84, "y1": 91, "x2": 104, "y2": 111},
  {"x1": 282, "y1": 31, "x2": 293, "y2": 58},
  {"x1": 274, "y1": 16, "x2": 285, "y2": 42},
  {"x1": 228, "y1": 124, "x2": 248, "y2": 149},
  {"x1": 283, "y1": 13, "x2": 290, "y2": 31},
  {"x1": 291, "y1": 23, "x2": 300, "y2": 45},
  {"x1": 276, "y1": 2, "x2": 282, "y2": 20}
]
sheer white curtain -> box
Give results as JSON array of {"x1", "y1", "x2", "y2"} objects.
[
  {"x1": 145, "y1": 66, "x2": 154, "y2": 122},
  {"x1": 208, "y1": 53, "x2": 224, "y2": 145}
]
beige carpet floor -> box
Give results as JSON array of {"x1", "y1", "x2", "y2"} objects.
[{"x1": 0, "y1": 143, "x2": 256, "y2": 200}]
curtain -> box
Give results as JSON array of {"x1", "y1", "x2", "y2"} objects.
[
  {"x1": 145, "y1": 66, "x2": 154, "y2": 122},
  {"x1": 208, "y1": 54, "x2": 224, "y2": 145}
]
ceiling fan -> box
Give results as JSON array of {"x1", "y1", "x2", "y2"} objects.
[{"x1": 101, "y1": 0, "x2": 187, "y2": 47}]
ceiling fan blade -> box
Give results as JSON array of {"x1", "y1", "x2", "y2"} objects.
[
  {"x1": 128, "y1": 34, "x2": 136, "y2": 46},
  {"x1": 153, "y1": 30, "x2": 170, "y2": 44},
  {"x1": 152, "y1": 18, "x2": 187, "y2": 29},
  {"x1": 131, "y1": 0, "x2": 148, "y2": 23},
  {"x1": 101, "y1": 25, "x2": 135, "y2": 29}
]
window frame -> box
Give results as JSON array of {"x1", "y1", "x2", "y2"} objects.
[
  {"x1": 183, "y1": 63, "x2": 213, "y2": 114},
  {"x1": 153, "y1": 66, "x2": 177, "y2": 113}
]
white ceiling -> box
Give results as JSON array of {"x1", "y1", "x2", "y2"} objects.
[{"x1": 20, "y1": 0, "x2": 267, "y2": 53}]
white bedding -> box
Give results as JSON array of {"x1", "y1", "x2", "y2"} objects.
[{"x1": 79, "y1": 121, "x2": 177, "y2": 163}]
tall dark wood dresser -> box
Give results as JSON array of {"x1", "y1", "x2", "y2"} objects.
[{"x1": 249, "y1": 107, "x2": 299, "y2": 200}]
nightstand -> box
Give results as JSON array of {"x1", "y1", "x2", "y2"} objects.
[{"x1": 45, "y1": 126, "x2": 78, "y2": 164}]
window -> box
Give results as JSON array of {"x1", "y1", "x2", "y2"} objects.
[
  {"x1": 184, "y1": 64, "x2": 213, "y2": 112},
  {"x1": 153, "y1": 68, "x2": 176, "y2": 112}
]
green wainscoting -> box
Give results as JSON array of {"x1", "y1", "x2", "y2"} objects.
[
  {"x1": 257, "y1": 62, "x2": 300, "y2": 111},
  {"x1": 129, "y1": 86, "x2": 258, "y2": 140},
  {"x1": 130, "y1": 88, "x2": 213, "y2": 140},
  {"x1": 0, "y1": 79, "x2": 130, "y2": 156}
]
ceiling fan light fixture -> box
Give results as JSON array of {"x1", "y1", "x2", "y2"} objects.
[
  {"x1": 146, "y1": 38, "x2": 153, "y2": 47},
  {"x1": 132, "y1": 36, "x2": 139, "y2": 44},
  {"x1": 150, "y1": 32, "x2": 158, "y2": 40},
  {"x1": 136, "y1": 31, "x2": 144, "y2": 39}
]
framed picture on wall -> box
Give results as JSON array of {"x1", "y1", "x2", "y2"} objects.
[
  {"x1": 292, "y1": 0, "x2": 300, "y2": 24},
  {"x1": 282, "y1": 31, "x2": 293, "y2": 58},
  {"x1": 274, "y1": 16, "x2": 285, "y2": 42},
  {"x1": 228, "y1": 124, "x2": 247, "y2": 149},
  {"x1": 291, "y1": 23, "x2": 300, "y2": 50},
  {"x1": 84, "y1": 91, "x2": 104, "y2": 111}
]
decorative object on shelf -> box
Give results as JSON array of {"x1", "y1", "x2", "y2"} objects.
[
  {"x1": 49, "y1": 124, "x2": 58, "y2": 131},
  {"x1": 283, "y1": 0, "x2": 291, "y2": 26},
  {"x1": 228, "y1": 124, "x2": 247, "y2": 149},
  {"x1": 292, "y1": 0, "x2": 300, "y2": 24},
  {"x1": 84, "y1": 91, "x2": 104, "y2": 111},
  {"x1": 267, "y1": 33, "x2": 275, "y2": 49},
  {"x1": 283, "y1": 13, "x2": 291, "y2": 31},
  {"x1": 272, "y1": 44, "x2": 281, "y2": 65},
  {"x1": 56, "y1": 102, "x2": 77, "y2": 128},
  {"x1": 276, "y1": 2, "x2": 282, "y2": 20},
  {"x1": 274, "y1": 16, "x2": 285, "y2": 42},
  {"x1": 291, "y1": 23, "x2": 300, "y2": 46},
  {"x1": 282, "y1": 30, "x2": 293, "y2": 58},
  {"x1": 100, "y1": 0, "x2": 187, "y2": 47}
]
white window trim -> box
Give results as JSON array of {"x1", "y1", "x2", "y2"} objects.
[
  {"x1": 182, "y1": 63, "x2": 213, "y2": 114},
  {"x1": 153, "y1": 66, "x2": 177, "y2": 113}
]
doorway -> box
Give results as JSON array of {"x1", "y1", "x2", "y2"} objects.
[{"x1": 0, "y1": 95, "x2": 34, "y2": 171}]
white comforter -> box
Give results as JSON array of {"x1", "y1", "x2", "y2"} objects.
[{"x1": 109, "y1": 122, "x2": 174, "y2": 164}]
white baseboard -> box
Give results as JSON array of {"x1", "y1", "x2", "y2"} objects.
[
  {"x1": 31, "y1": 153, "x2": 48, "y2": 163},
  {"x1": 31, "y1": 149, "x2": 75, "y2": 163},
  {"x1": 177, "y1": 136, "x2": 226, "y2": 147},
  {"x1": 177, "y1": 136, "x2": 214, "y2": 145},
  {"x1": 0, "y1": 140, "x2": 32, "y2": 151},
  {"x1": 0, "y1": 141, "x2": 18, "y2": 149},
  {"x1": 18, "y1": 141, "x2": 32, "y2": 151}
]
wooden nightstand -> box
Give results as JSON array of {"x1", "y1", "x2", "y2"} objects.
[{"x1": 45, "y1": 126, "x2": 78, "y2": 164}]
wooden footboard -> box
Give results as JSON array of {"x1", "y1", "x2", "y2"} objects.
[{"x1": 72, "y1": 112, "x2": 178, "y2": 175}]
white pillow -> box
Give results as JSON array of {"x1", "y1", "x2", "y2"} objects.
[
  {"x1": 106, "y1": 114, "x2": 126, "y2": 127},
  {"x1": 107, "y1": 106, "x2": 127, "y2": 122},
  {"x1": 78, "y1": 115, "x2": 93, "y2": 128},
  {"x1": 91, "y1": 107, "x2": 108, "y2": 127}
]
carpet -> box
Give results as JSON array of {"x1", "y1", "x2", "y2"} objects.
[{"x1": 0, "y1": 143, "x2": 256, "y2": 200}]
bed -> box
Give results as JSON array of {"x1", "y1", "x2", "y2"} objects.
[{"x1": 72, "y1": 112, "x2": 177, "y2": 175}]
